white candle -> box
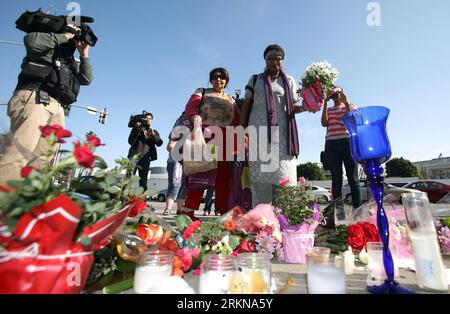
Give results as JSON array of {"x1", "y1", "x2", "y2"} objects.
[
  {"x1": 134, "y1": 264, "x2": 172, "y2": 294},
  {"x1": 409, "y1": 232, "x2": 448, "y2": 291},
  {"x1": 199, "y1": 270, "x2": 234, "y2": 294},
  {"x1": 344, "y1": 247, "x2": 355, "y2": 275},
  {"x1": 307, "y1": 263, "x2": 346, "y2": 294}
]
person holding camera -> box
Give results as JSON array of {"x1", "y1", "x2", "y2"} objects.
[
  {"x1": 321, "y1": 87, "x2": 361, "y2": 209},
  {"x1": 0, "y1": 23, "x2": 93, "y2": 185},
  {"x1": 127, "y1": 112, "x2": 163, "y2": 191}
]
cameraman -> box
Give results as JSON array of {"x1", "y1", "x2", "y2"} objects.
[
  {"x1": 0, "y1": 24, "x2": 93, "y2": 185},
  {"x1": 127, "y1": 112, "x2": 163, "y2": 190}
]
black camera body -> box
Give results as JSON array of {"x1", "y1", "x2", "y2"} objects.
[
  {"x1": 15, "y1": 9, "x2": 97, "y2": 47},
  {"x1": 128, "y1": 111, "x2": 150, "y2": 129}
]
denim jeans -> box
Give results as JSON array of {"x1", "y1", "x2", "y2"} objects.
[
  {"x1": 166, "y1": 161, "x2": 181, "y2": 200},
  {"x1": 325, "y1": 138, "x2": 362, "y2": 208}
]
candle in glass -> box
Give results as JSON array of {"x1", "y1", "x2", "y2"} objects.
[
  {"x1": 199, "y1": 254, "x2": 235, "y2": 294},
  {"x1": 133, "y1": 250, "x2": 173, "y2": 294}
]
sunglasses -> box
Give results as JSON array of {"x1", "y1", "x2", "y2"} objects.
[{"x1": 212, "y1": 74, "x2": 227, "y2": 80}]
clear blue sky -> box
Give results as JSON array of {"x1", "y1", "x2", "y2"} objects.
[{"x1": 1, "y1": 0, "x2": 449, "y2": 169}]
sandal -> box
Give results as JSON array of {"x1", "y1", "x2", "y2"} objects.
[
  {"x1": 203, "y1": 210, "x2": 210, "y2": 216},
  {"x1": 162, "y1": 208, "x2": 171, "y2": 216},
  {"x1": 214, "y1": 210, "x2": 220, "y2": 216}
]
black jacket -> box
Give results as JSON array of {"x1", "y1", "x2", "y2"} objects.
[{"x1": 127, "y1": 126, "x2": 163, "y2": 161}]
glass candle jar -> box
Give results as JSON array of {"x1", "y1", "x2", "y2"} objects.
[
  {"x1": 133, "y1": 250, "x2": 174, "y2": 294},
  {"x1": 230, "y1": 253, "x2": 272, "y2": 294},
  {"x1": 199, "y1": 254, "x2": 235, "y2": 294},
  {"x1": 307, "y1": 253, "x2": 346, "y2": 294}
]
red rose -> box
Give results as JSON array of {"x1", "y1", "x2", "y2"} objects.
[
  {"x1": 363, "y1": 223, "x2": 380, "y2": 243},
  {"x1": 160, "y1": 239, "x2": 179, "y2": 252},
  {"x1": 237, "y1": 240, "x2": 256, "y2": 253},
  {"x1": 73, "y1": 141, "x2": 96, "y2": 169},
  {"x1": 20, "y1": 166, "x2": 36, "y2": 177},
  {"x1": 39, "y1": 125, "x2": 72, "y2": 143},
  {"x1": 347, "y1": 223, "x2": 365, "y2": 240},
  {"x1": 182, "y1": 220, "x2": 202, "y2": 240},
  {"x1": 347, "y1": 236, "x2": 365, "y2": 252},
  {"x1": 86, "y1": 135, "x2": 105, "y2": 147},
  {"x1": 347, "y1": 223, "x2": 366, "y2": 252}
]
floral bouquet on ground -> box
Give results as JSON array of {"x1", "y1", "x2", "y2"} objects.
[
  {"x1": 0, "y1": 125, "x2": 150, "y2": 294},
  {"x1": 224, "y1": 205, "x2": 284, "y2": 261},
  {"x1": 435, "y1": 218, "x2": 450, "y2": 255},
  {"x1": 273, "y1": 177, "x2": 322, "y2": 264},
  {"x1": 300, "y1": 60, "x2": 339, "y2": 112}
]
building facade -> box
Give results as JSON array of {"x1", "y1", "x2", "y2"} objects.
[{"x1": 413, "y1": 156, "x2": 450, "y2": 179}]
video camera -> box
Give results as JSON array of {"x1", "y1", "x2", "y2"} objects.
[
  {"x1": 15, "y1": 9, "x2": 97, "y2": 47},
  {"x1": 128, "y1": 111, "x2": 151, "y2": 129}
]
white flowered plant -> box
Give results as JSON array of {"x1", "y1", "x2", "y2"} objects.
[{"x1": 300, "y1": 60, "x2": 339, "y2": 97}]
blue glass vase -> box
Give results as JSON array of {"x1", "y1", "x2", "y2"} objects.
[{"x1": 343, "y1": 106, "x2": 413, "y2": 294}]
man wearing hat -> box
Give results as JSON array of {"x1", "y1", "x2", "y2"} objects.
[{"x1": 240, "y1": 44, "x2": 304, "y2": 207}]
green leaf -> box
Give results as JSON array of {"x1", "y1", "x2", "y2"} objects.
[
  {"x1": 94, "y1": 170, "x2": 105, "y2": 178},
  {"x1": 228, "y1": 235, "x2": 240, "y2": 250},
  {"x1": 102, "y1": 277, "x2": 134, "y2": 294},
  {"x1": 174, "y1": 215, "x2": 193, "y2": 232},
  {"x1": 115, "y1": 257, "x2": 136, "y2": 273},
  {"x1": 107, "y1": 186, "x2": 121, "y2": 194},
  {"x1": 130, "y1": 176, "x2": 140, "y2": 183},
  {"x1": 98, "y1": 182, "x2": 107, "y2": 190},
  {"x1": 94, "y1": 157, "x2": 108, "y2": 170},
  {"x1": 105, "y1": 175, "x2": 116, "y2": 186}
]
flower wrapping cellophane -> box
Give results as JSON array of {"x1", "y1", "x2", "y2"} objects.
[{"x1": 0, "y1": 194, "x2": 134, "y2": 294}]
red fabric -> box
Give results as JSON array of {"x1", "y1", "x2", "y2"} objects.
[
  {"x1": 185, "y1": 94, "x2": 202, "y2": 117},
  {"x1": 185, "y1": 160, "x2": 230, "y2": 215}
]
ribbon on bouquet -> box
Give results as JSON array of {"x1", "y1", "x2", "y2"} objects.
[{"x1": 0, "y1": 194, "x2": 134, "y2": 293}]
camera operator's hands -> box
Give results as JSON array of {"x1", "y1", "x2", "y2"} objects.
[
  {"x1": 76, "y1": 40, "x2": 90, "y2": 58},
  {"x1": 64, "y1": 24, "x2": 80, "y2": 40}
]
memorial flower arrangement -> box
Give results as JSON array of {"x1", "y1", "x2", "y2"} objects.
[
  {"x1": 273, "y1": 177, "x2": 322, "y2": 263},
  {"x1": 300, "y1": 60, "x2": 339, "y2": 112},
  {"x1": 274, "y1": 177, "x2": 322, "y2": 228},
  {"x1": 435, "y1": 218, "x2": 450, "y2": 255},
  {"x1": 0, "y1": 125, "x2": 151, "y2": 293},
  {"x1": 346, "y1": 221, "x2": 380, "y2": 253}
]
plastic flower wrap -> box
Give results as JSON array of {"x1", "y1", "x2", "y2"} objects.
[
  {"x1": 300, "y1": 60, "x2": 339, "y2": 112},
  {"x1": 273, "y1": 177, "x2": 323, "y2": 263}
]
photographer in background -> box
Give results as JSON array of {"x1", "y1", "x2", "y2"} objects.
[
  {"x1": 0, "y1": 22, "x2": 93, "y2": 185},
  {"x1": 128, "y1": 112, "x2": 163, "y2": 190}
]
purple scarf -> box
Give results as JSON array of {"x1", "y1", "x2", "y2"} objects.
[{"x1": 262, "y1": 71, "x2": 299, "y2": 157}]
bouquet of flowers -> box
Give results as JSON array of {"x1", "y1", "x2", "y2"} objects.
[
  {"x1": 0, "y1": 125, "x2": 149, "y2": 293},
  {"x1": 273, "y1": 177, "x2": 322, "y2": 263},
  {"x1": 346, "y1": 221, "x2": 380, "y2": 253},
  {"x1": 227, "y1": 205, "x2": 284, "y2": 261},
  {"x1": 435, "y1": 218, "x2": 450, "y2": 255},
  {"x1": 300, "y1": 60, "x2": 339, "y2": 112}
]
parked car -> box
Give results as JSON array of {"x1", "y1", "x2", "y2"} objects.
[
  {"x1": 343, "y1": 181, "x2": 420, "y2": 205},
  {"x1": 151, "y1": 189, "x2": 168, "y2": 202},
  {"x1": 403, "y1": 181, "x2": 450, "y2": 203},
  {"x1": 309, "y1": 185, "x2": 332, "y2": 205}
]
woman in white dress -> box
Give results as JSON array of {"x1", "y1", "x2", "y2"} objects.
[{"x1": 240, "y1": 44, "x2": 304, "y2": 207}]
